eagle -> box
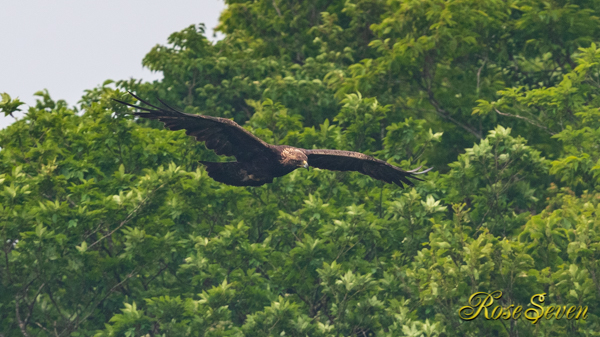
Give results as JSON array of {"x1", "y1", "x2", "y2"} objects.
[{"x1": 114, "y1": 92, "x2": 431, "y2": 187}]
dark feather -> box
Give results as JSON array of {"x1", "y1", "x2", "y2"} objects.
[
  {"x1": 114, "y1": 92, "x2": 432, "y2": 187},
  {"x1": 199, "y1": 161, "x2": 273, "y2": 186},
  {"x1": 303, "y1": 149, "x2": 431, "y2": 187},
  {"x1": 113, "y1": 92, "x2": 272, "y2": 162}
]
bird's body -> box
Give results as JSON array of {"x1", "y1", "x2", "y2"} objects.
[
  {"x1": 114, "y1": 92, "x2": 431, "y2": 187},
  {"x1": 200, "y1": 145, "x2": 306, "y2": 186}
]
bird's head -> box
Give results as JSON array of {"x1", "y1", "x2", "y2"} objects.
[
  {"x1": 296, "y1": 153, "x2": 309, "y2": 169},
  {"x1": 282, "y1": 148, "x2": 309, "y2": 169}
]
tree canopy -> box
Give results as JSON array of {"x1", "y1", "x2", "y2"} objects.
[{"x1": 1, "y1": 0, "x2": 600, "y2": 336}]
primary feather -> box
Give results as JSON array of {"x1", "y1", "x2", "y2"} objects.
[{"x1": 114, "y1": 92, "x2": 269, "y2": 162}]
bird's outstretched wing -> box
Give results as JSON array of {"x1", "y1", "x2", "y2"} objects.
[
  {"x1": 114, "y1": 92, "x2": 272, "y2": 162},
  {"x1": 303, "y1": 149, "x2": 432, "y2": 187}
]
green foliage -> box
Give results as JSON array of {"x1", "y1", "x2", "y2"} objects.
[
  {"x1": 443, "y1": 125, "x2": 549, "y2": 236},
  {"x1": 3, "y1": 0, "x2": 600, "y2": 336},
  {"x1": 0, "y1": 93, "x2": 25, "y2": 117}
]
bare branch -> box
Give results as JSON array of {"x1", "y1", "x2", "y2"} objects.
[
  {"x1": 429, "y1": 96, "x2": 482, "y2": 139},
  {"x1": 33, "y1": 322, "x2": 53, "y2": 337},
  {"x1": 24, "y1": 282, "x2": 46, "y2": 328},
  {"x1": 143, "y1": 263, "x2": 169, "y2": 289},
  {"x1": 494, "y1": 108, "x2": 556, "y2": 135},
  {"x1": 272, "y1": 0, "x2": 282, "y2": 17},
  {"x1": 419, "y1": 57, "x2": 482, "y2": 139},
  {"x1": 476, "y1": 60, "x2": 486, "y2": 94},
  {"x1": 87, "y1": 183, "x2": 166, "y2": 249},
  {"x1": 84, "y1": 221, "x2": 105, "y2": 240},
  {"x1": 77, "y1": 267, "x2": 142, "y2": 325},
  {"x1": 46, "y1": 288, "x2": 68, "y2": 323},
  {"x1": 15, "y1": 295, "x2": 30, "y2": 337}
]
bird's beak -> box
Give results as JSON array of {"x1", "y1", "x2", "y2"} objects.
[{"x1": 303, "y1": 161, "x2": 309, "y2": 169}]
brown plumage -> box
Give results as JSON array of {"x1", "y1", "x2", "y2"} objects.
[{"x1": 113, "y1": 92, "x2": 432, "y2": 187}]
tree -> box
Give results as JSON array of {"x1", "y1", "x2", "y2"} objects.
[{"x1": 2, "y1": 0, "x2": 600, "y2": 336}]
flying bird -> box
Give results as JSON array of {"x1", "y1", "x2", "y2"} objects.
[{"x1": 113, "y1": 92, "x2": 431, "y2": 187}]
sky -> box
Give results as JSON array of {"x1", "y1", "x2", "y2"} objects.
[{"x1": 0, "y1": 0, "x2": 226, "y2": 129}]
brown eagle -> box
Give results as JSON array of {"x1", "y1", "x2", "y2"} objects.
[{"x1": 114, "y1": 93, "x2": 431, "y2": 187}]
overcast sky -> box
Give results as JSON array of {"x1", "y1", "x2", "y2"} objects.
[{"x1": 0, "y1": 0, "x2": 226, "y2": 129}]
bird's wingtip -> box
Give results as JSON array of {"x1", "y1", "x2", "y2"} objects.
[{"x1": 407, "y1": 166, "x2": 433, "y2": 175}]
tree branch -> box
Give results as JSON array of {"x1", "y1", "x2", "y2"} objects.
[
  {"x1": 429, "y1": 95, "x2": 482, "y2": 139},
  {"x1": 15, "y1": 296, "x2": 30, "y2": 337},
  {"x1": 494, "y1": 108, "x2": 556, "y2": 135},
  {"x1": 419, "y1": 57, "x2": 482, "y2": 139},
  {"x1": 87, "y1": 183, "x2": 166, "y2": 249},
  {"x1": 77, "y1": 267, "x2": 142, "y2": 325},
  {"x1": 272, "y1": 0, "x2": 282, "y2": 17}
]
